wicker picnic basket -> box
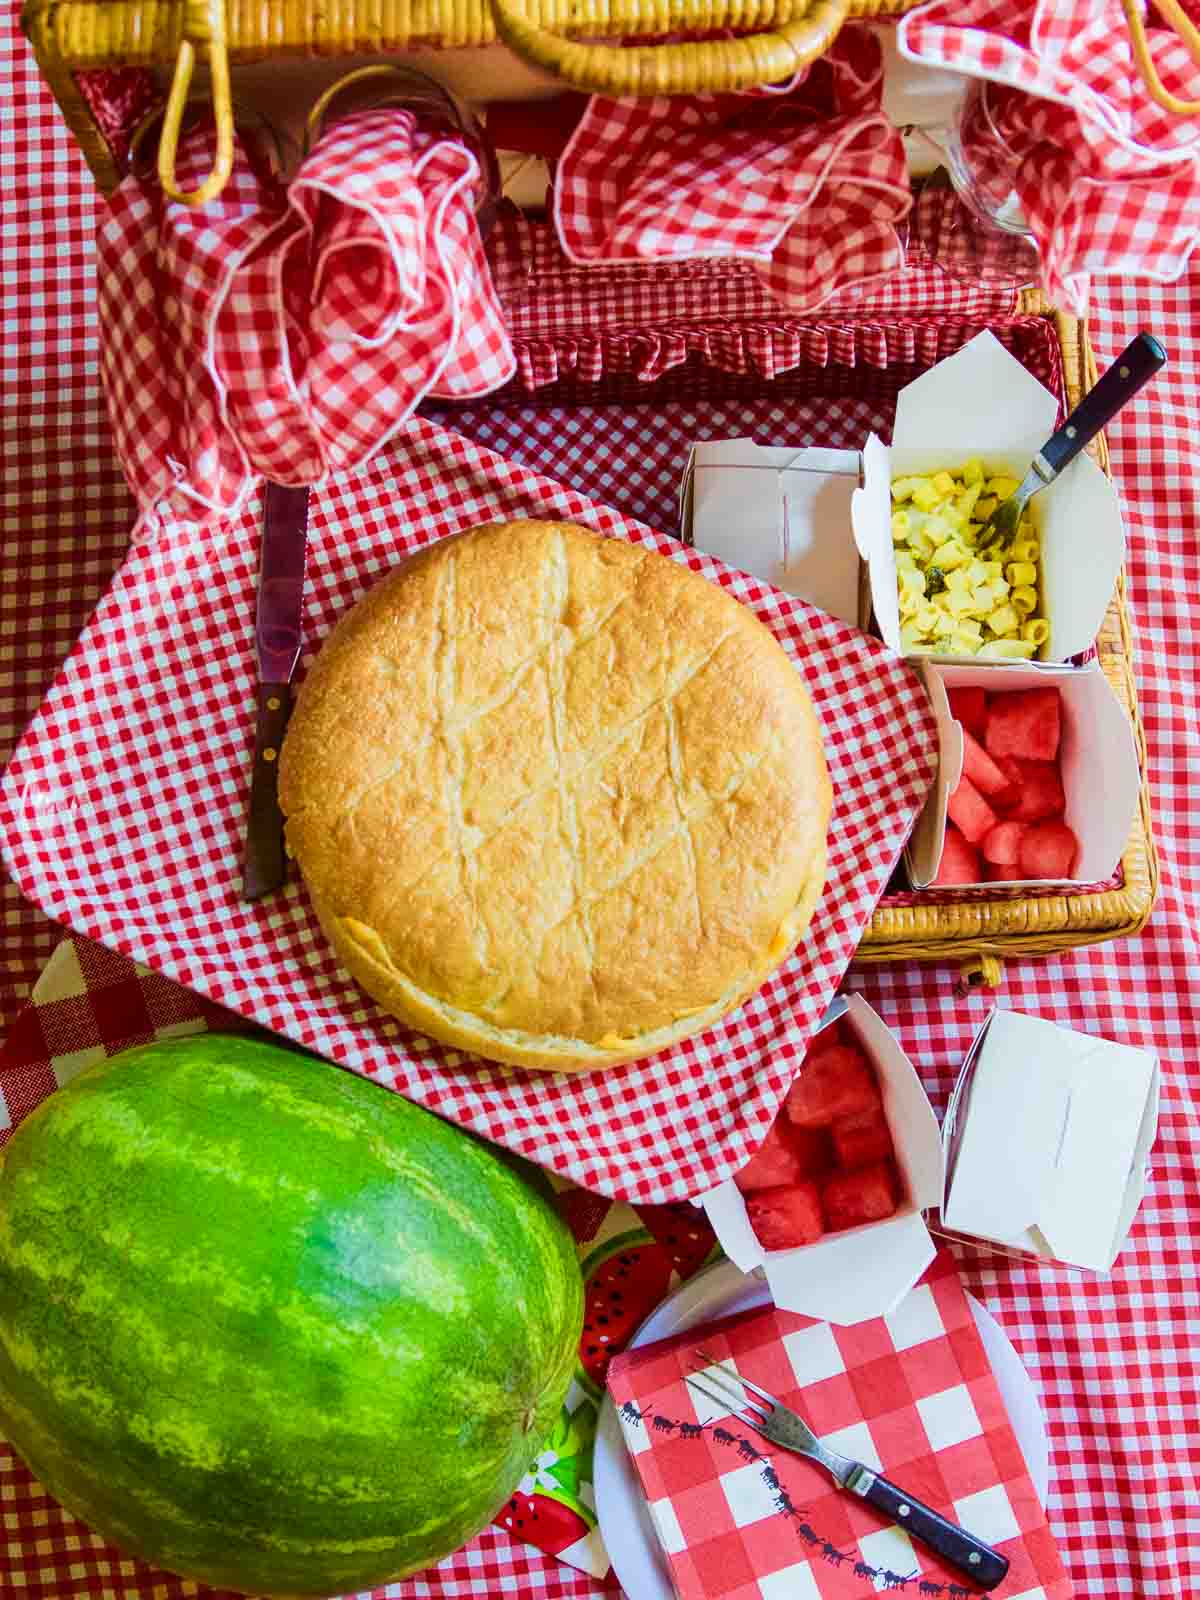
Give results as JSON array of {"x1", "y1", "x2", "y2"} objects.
[
  {"x1": 17, "y1": 26, "x2": 1158, "y2": 983},
  {"x1": 25, "y1": 0, "x2": 920, "y2": 200},
  {"x1": 432, "y1": 220, "x2": 1158, "y2": 986}
]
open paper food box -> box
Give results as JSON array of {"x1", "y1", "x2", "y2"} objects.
[
  {"x1": 700, "y1": 995, "x2": 1159, "y2": 1325},
  {"x1": 680, "y1": 329, "x2": 1141, "y2": 890}
]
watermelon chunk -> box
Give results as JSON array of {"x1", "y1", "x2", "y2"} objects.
[
  {"x1": 745, "y1": 1182, "x2": 825, "y2": 1250},
  {"x1": 1006, "y1": 759, "x2": 1066, "y2": 822},
  {"x1": 989, "y1": 754, "x2": 1025, "y2": 812},
  {"x1": 946, "y1": 686, "x2": 988, "y2": 739},
  {"x1": 1018, "y1": 820, "x2": 1080, "y2": 879},
  {"x1": 821, "y1": 1161, "x2": 900, "y2": 1232},
  {"x1": 982, "y1": 820, "x2": 1030, "y2": 866},
  {"x1": 831, "y1": 1110, "x2": 894, "y2": 1170},
  {"x1": 932, "y1": 823, "x2": 981, "y2": 886},
  {"x1": 947, "y1": 774, "x2": 998, "y2": 845},
  {"x1": 984, "y1": 687, "x2": 1062, "y2": 762},
  {"x1": 960, "y1": 726, "x2": 1016, "y2": 800},
  {"x1": 734, "y1": 1121, "x2": 810, "y2": 1192},
  {"x1": 784, "y1": 1046, "x2": 881, "y2": 1129}
]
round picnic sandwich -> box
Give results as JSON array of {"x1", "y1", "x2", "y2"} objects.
[{"x1": 279, "y1": 520, "x2": 831, "y2": 1072}]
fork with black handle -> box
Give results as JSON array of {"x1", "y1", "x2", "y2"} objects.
[
  {"x1": 978, "y1": 331, "x2": 1166, "y2": 551},
  {"x1": 688, "y1": 1351, "x2": 1010, "y2": 1591}
]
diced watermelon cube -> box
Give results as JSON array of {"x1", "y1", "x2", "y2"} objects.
[
  {"x1": 984, "y1": 687, "x2": 1062, "y2": 762},
  {"x1": 1018, "y1": 820, "x2": 1080, "y2": 879},
  {"x1": 734, "y1": 1120, "x2": 811, "y2": 1193},
  {"x1": 947, "y1": 774, "x2": 998, "y2": 845},
  {"x1": 960, "y1": 726, "x2": 1016, "y2": 801},
  {"x1": 821, "y1": 1162, "x2": 900, "y2": 1232},
  {"x1": 784, "y1": 1047, "x2": 882, "y2": 1130},
  {"x1": 831, "y1": 1110, "x2": 895, "y2": 1170},
  {"x1": 745, "y1": 1183, "x2": 825, "y2": 1250},
  {"x1": 989, "y1": 754, "x2": 1025, "y2": 812},
  {"x1": 932, "y1": 823, "x2": 981, "y2": 886},
  {"x1": 946, "y1": 686, "x2": 988, "y2": 739},
  {"x1": 982, "y1": 819, "x2": 1030, "y2": 866},
  {"x1": 1006, "y1": 759, "x2": 1066, "y2": 822}
]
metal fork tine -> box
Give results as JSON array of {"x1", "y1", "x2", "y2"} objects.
[
  {"x1": 694, "y1": 1348, "x2": 779, "y2": 1409},
  {"x1": 684, "y1": 1374, "x2": 769, "y2": 1436},
  {"x1": 686, "y1": 1364, "x2": 771, "y2": 1422}
]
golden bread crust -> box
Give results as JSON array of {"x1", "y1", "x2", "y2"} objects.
[{"x1": 280, "y1": 520, "x2": 831, "y2": 1071}]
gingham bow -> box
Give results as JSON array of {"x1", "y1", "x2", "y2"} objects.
[
  {"x1": 553, "y1": 29, "x2": 913, "y2": 313},
  {"x1": 98, "y1": 108, "x2": 514, "y2": 523},
  {"x1": 899, "y1": 0, "x2": 1200, "y2": 314}
]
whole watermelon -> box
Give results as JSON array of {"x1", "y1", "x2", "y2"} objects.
[{"x1": 0, "y1": 1036, "x2": 583, "y2": 1596}]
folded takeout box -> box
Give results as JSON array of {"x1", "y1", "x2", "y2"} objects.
[
  {"x1": 906, "y1": 659, "x2": 1142, "y2": 889},
  {"x1": 699, "y1": 995, "x2": 1158, "y2": 1324},
  {"x1": 680, "y1": 442, "x2": 865, "y2": 628},
  {"x1": 852, "y1": 329, "x2": 1125, "y2": 666},
  {"x1": 680, "y1": 332, "x2": 1126, "y2": 668}
]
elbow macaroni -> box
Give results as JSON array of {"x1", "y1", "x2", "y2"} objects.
[{"x1": 890, "y1": 461, "x2": 1047, "y2": 658}]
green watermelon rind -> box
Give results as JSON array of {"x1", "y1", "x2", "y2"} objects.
[{"x1": 0, "y1": 1035, "x2": 584, "y2": 1598}]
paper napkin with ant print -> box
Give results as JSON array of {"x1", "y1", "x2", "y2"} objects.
[{"x1": 607, "y1": 1252, "x2": 1071, "y2": 1599}]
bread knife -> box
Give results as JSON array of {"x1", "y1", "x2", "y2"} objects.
[{"x1": 241, "y1": 482, "x2": 310, "y2": 903}]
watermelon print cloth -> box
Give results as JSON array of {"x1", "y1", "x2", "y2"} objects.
[
  {"x1": 607, "y1": 1251, "x2": 1073, "y2": 1600},
  {"x1": 0, "y1": 936, "x2": 722, "y2": 1581}
]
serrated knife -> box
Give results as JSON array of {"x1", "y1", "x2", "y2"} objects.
[{"x1": 241, "y1": 482, "x2": 310, "y2": 903}]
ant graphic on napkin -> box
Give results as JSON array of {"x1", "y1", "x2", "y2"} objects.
[{"x1": 616, "y1": 1398, "x2": 974, "y2": 1595}]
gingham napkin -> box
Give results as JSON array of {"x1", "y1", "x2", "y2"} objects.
[
  {"x1": 553, "y1": 28, "x2": 912, "y2": 312},
  {"x1": 0, "y1": 935, "x2": 721, "y2": 1581},
  {"x1": 898, "y1": 0, "x2": 1200, "y2": 315},
  {"x1": 97, "y1": 109, "x2": 514, "y2": 523},
  {"x1": 608, "y1": 1252, "x2": 1073, "y2": 1599},
  {"x1": 0, "y1": 418, "x2": 938, "y2": 1204}
]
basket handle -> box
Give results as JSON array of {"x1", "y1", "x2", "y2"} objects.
[
  {"x1": 485, "y1": 0, "x2": 849, "y2": 96},
  {"x1": 158, "y1": 0, "x2": 235, "y2": 204},
  {"x1": 1120, "y1": 0, "x2": 1200, "y2": 116}
]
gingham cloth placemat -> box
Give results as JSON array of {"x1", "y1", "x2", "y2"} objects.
[
  {"x1": 607, "y1": 1252, "x2": 1071, "y2": 1599},
  {"x1": 0, "y1": 416, "x2": 937, "y2": 1204},
  {"x1": 4, "y1": 11, "x2": 1200, "y2": 1597}
]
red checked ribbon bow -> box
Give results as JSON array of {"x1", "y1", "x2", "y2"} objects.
[
  {"x1": 553, "y1": 30, "x2": 912, "y2": 313},
  {"x1": 899, "y1": 0, "x2": 1200, "y2": 315},
  {"x1": 98, "y1": 108, "x2": 515, "y2": 523}
]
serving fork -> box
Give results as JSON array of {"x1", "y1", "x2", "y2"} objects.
[
  {"x1": 687, "y1": 1350, "x2": 1010, "y2": 1590},
  {"x1": 977, "y1": 330, "x2": 1166, "y2": 550}
]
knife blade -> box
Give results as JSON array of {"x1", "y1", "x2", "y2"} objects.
[{"x1": 241, "y1": 481, "x2": 310, "y2": 903}]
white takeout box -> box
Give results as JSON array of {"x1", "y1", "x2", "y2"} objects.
[
  {"x1": 906, "y1": 660, "x2": 1141, "y2": 889},
  {"x1": 699, "y1": 995, "x2": 1159, "y2": 1323},
  {"x1": 851, "y1": 329, "x2": 1126, "y2": 665},
  {"x1": 680, "y1": 442, "x2": 865, "y2": 627}
]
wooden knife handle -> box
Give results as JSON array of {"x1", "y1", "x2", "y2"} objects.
[
  {"x1": 852, "y1": 1468, "x2": 1010, "y2": 1590},
  {"x1": 241, "y1": 682, "x2": 292, "y2": 903}
]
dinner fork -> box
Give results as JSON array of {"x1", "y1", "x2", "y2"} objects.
[
  {"x1": 687, "y1": 1350, "x2": 1010, "y2": 1591},
  {"x1": 977, "y1": 330, "x2": 1166, "y2": 551}
]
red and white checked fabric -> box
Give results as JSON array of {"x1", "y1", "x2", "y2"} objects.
[
  {"x1": 898, "y1": 0, "x2": 1200, "y2": 315},
  {"x1": 6, "y1": 12, "x2": 1200, "y2": 1596},
  {"x1": 607, "y1": 1253, "x2": 1071, "y2": 1599},
  {"x1": 554, "y1": 28, "x2": 911, "y2": 313},
  {"x1": 0, "y1": 415, "x2": 937, "y2": 1204},
  {"x1": 98, "y1": 109, "x2": 514, "y2": 522}
]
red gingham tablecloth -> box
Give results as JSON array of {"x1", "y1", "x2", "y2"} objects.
[{"x1": 3, "y1": 17, "x2": 1200, "y2": 1600}]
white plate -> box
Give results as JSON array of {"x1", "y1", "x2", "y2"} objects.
[{"x1": 594, "y1": 1260, "x2": 1049, "y2": 1600}]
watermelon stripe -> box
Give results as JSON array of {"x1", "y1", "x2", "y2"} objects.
[{"x1": 0, "y1": 1037, "x2": 583, "y2": 1595}]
